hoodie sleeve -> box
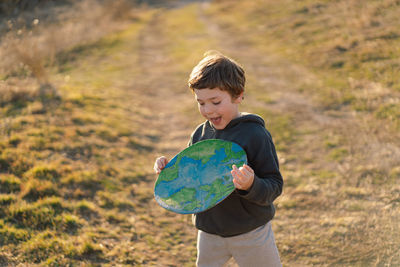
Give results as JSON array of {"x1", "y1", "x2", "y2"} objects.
[
  {"x1": 237, "y1": 126, "x2": 283, "y2": 206},
  {"x1": 187, "y1": 122, "x2": 205, "y2": 147}
]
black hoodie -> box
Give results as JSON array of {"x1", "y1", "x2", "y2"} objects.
[{"x1": 189, "y1": 113, "x2": 283, "y2": 237}]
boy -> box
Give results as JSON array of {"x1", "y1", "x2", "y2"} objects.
[{"x1": 154, "y1": 51, "x2": 283, "y2": 267}]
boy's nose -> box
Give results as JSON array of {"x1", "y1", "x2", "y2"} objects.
[{"x1": 203, "y1": 105, "x2": 214, "y2": 115}]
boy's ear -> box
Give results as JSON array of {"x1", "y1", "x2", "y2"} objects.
[{"x1": 234, "y1": 92, "x2": 244, "y2": 104}]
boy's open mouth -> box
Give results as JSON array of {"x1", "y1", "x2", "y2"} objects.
[{"x1": 209, "y1": 116, "x2": 222, "y2": 125}]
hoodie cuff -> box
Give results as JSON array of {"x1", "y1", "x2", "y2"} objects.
[{"x1": 236, "y1": 175, "x2": 261, "y2": 200}]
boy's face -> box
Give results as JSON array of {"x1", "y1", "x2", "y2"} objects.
[{"x1": 194, "y1": 87, "x2": 243, "y2": 130}]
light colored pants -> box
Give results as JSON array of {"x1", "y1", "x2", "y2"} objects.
[{"x1": 196, "y1": 222, "x2": 282, "y2": 267}]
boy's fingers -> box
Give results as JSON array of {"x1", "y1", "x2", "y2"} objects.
[
  {"x1": 154, "y1": 156, "x2": 168, "y2": 174},
  {"x1": 231, "y1": 165, "x2": 241, "y2": 179},
  {"x1": 232, "y1": 165, "x2": 243, "y2": 177},
  {"x1": 233, "y1": 178, "x2": 243, "y2": 189},
  {"x1": 240, "y1": 167, "x2": 253, "y2": 178},
  {"x1": 243, "y1": 164, "x2": 254, "y2": 174},
  {"x1": 231, "y1": 169, "x2": 246, "y2": 184},
  {"x1": 235, "y1": 166, "x2": 250, "y2": 179}
]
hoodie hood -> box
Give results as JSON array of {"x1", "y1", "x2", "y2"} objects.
[{"x1": 212, "y1": 112, "x2": 265, "y2": 130}]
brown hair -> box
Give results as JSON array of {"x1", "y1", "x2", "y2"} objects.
[{"x1": 188, "y1": 51, "x2": 245, "y2": 98}]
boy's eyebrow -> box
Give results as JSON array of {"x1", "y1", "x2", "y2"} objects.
[{"x1": 196, "y1": 96, "x2": 219, "y2": 101}]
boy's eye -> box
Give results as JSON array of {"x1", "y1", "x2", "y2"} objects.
[
  {"x1": 213, "y1": 101, "x2": 221, "y2": 105},
  {"x1": 198, "y1": 102, "x2": 205, "y2": 106}
]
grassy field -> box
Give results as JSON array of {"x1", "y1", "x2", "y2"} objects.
[{"x1": 0, "y1": 0, "x2": 399, "y2": 266}]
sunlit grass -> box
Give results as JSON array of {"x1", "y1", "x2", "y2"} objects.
[
  {"x1": 205, "y1": 1, "x2": 400, "y2": 266},
  {"x1": 0, "y1": 0, "x2": 398, "y2": 265},
  {"x1": 0, "y1": 2, "x2": 159, "y2": 264},
  {"x1": 207, "y1": 0, "x2": 400, "y2": 128}
]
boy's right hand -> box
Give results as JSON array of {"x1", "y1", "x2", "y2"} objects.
[{"x1": 154, "y1": 156, "x2": 169, "y2": 174}]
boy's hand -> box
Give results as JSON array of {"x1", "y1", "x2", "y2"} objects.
[
  {"x1": 154, "y1": 156, "x2": 169, "y2": 174},
  {"x1": 231, "y1": 164, "x2": 254, "y2": 191}
]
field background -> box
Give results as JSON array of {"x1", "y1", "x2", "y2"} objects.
[{"x1": 0, "y1": 0, "x2": 399, "y2": 266}]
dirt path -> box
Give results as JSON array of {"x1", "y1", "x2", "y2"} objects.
[
  {"x1": 136, "y1": 12, "x2": 193, "y2": 153},
  {"x1": 127, "y1": 11, "x2": 199, "y2": 265}
]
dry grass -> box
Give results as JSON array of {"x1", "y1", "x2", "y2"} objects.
[
  {"x1": 0, "y1": 0, "x2": 399, "y2": 266},
  {"x1": 0, "y1": 80, "x2": 37, "y2": 106},
  {"x1": 0, "y1": 0, "x2": 138, "y2": 85},
  {"x1": 206, "y1": 0, "x2": 400, "y2": 117},
  {"x1": 205, "y1": 1, "x2": 400, "y2": 266},
  {"x1": 0, "y1": 1, "x2": 161, "y2": 265}
]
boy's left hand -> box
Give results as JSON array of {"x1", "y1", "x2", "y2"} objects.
[{"x1": 231, "y1": 164, "x2": 254, "y2": 191}]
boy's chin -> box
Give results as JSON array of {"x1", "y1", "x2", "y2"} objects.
[{"x1": 211, "y1": 121, "x2": 227, "y2": 130}]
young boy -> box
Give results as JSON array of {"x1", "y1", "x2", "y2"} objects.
[{"x1": 154, "y1": 51, "x2": 283, "y2": 267}]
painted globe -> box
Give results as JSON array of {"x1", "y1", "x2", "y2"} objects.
[{"x1": 154, "y1": 139, "x2": 247, "y2": 214}]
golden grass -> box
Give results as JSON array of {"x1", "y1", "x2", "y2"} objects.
[
  {"x1": 0, "y1": 0, "x2": 140, "y2": 86},
  {"x1": 207, "y1": 0, "x2": 400, "y2": 121},
  {"x1": 204, "y1": 1, "x2": 400, "y2": 265},
  {"x1": 0, "y1": 0, "x2": 399, "y2": 266},
  {"x1": 0, "y1": 1, "x2": 160, "y2": 265}
]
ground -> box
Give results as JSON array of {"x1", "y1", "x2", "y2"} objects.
[{"x1": 0, "y1": 0, "x2": 399, "y2": 266}]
